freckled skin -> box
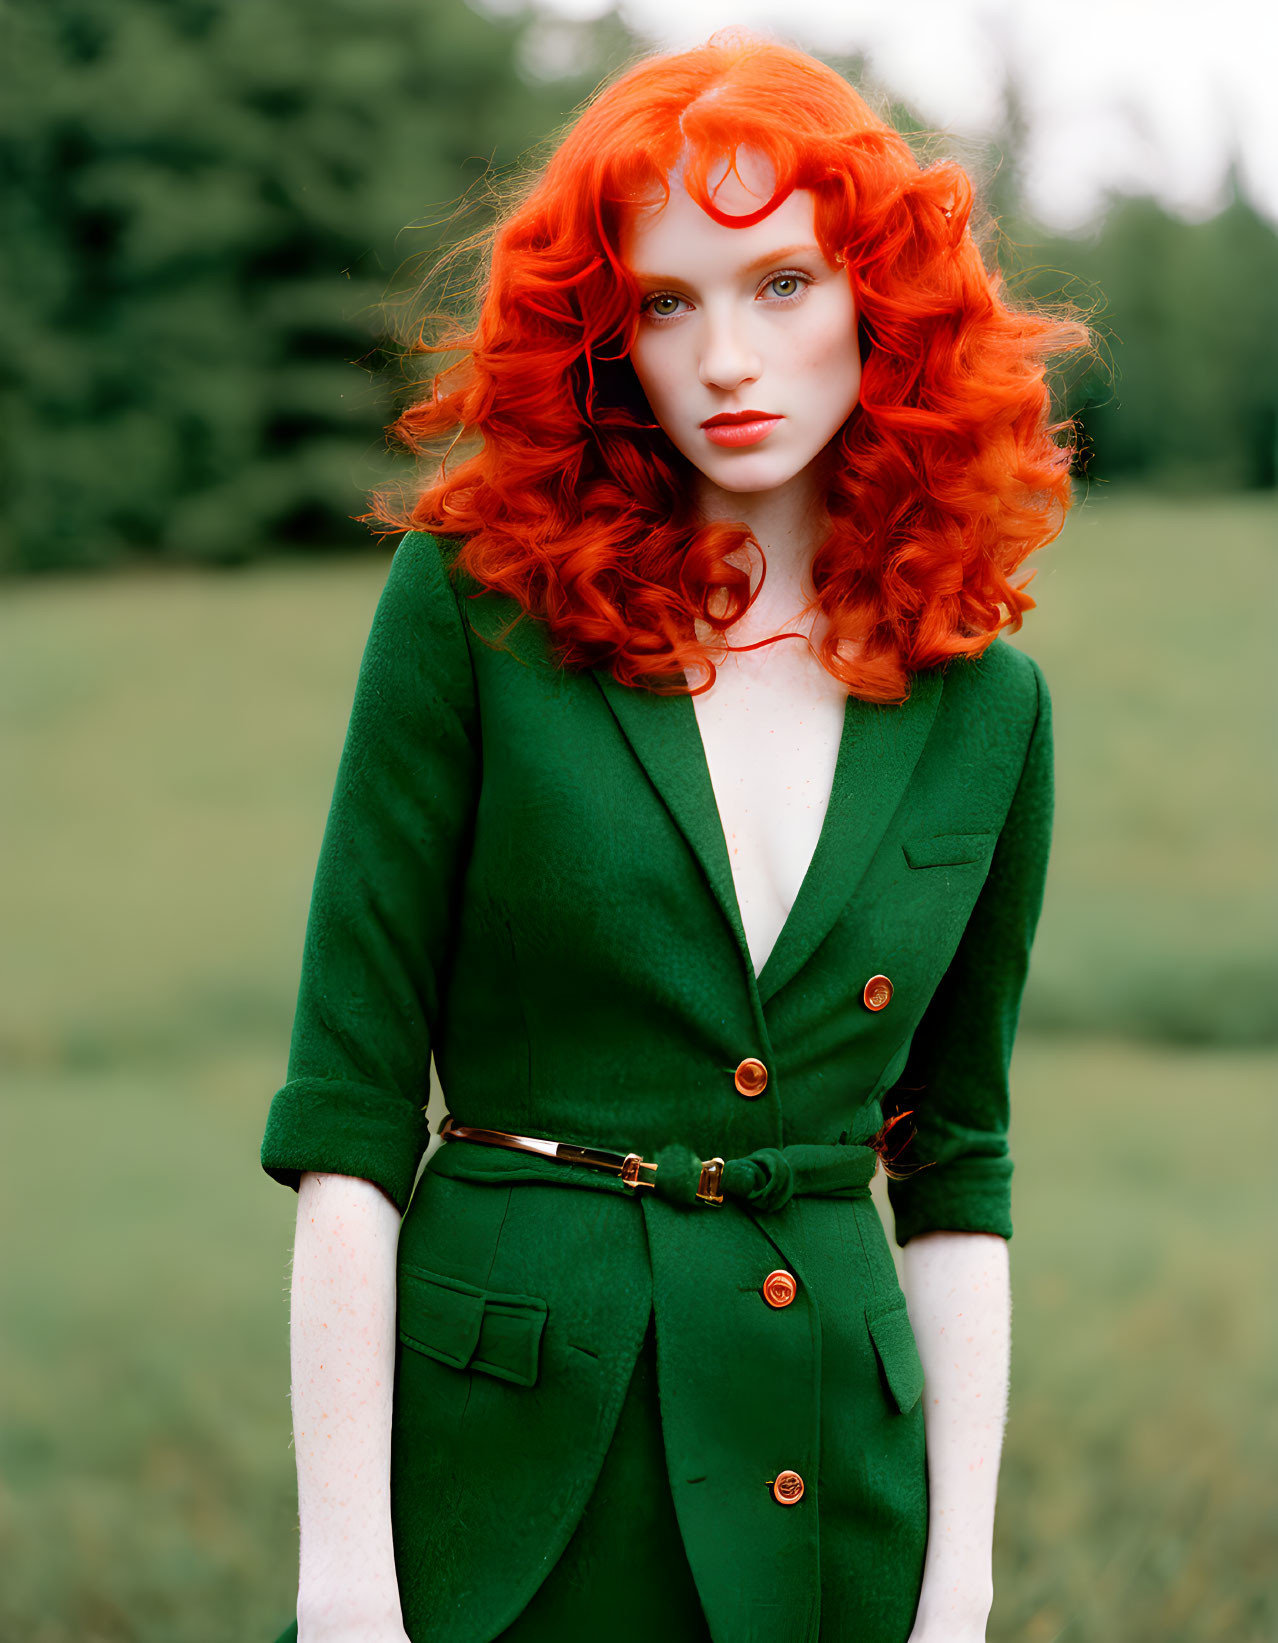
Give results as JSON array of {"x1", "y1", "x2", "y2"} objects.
[
  {"x1": 291, "y1": 1171, "x2": 412, "y2": 1641},
  {"x1": 901, "y1": 1232, "x2": 1011, "y2": 1642}
]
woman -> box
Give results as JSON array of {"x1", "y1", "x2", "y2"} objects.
[{"x1": 261, "y1": 32, "x2": 1088, "y2": 1643}]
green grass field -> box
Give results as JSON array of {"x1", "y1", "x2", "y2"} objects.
[
  {"x1": 1010, "y1": 487, "x2": 1276, "y2": 1044},
  {"x1": 1, "y1": 488, "x2": 1275, "y2": 1641}
]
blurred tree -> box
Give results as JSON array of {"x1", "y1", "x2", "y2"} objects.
[
  {"x1": 1055, "y1": 175, "x2": 1278, "y2": 491},
  {"x1": 982, "y1": 62, "x2": 1278, "y2": 495},
  {"x1": 0, "y1": 0, "x2": 632, "y2": 571}
]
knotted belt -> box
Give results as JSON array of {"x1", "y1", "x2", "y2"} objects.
[{"x1": 433, "y1": 1113, "x2": 880, "y2": 1214}]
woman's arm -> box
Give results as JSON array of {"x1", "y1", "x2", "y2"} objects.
[
  {"x1": 256, "y1": 536, "x2": 478, "y2": 1633},
  {"x1": 290, "y1": 1171, "x2": 411, "y2": 1643},
  {"x1": 901, "y1": 1229, "x2": 1011, "y2": 1643}
]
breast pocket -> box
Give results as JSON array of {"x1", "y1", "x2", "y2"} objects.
[
  {"x1": 397, "y1": 1262, "x2": 548, "y2": 1388},
  {"x1": 902, "y1": 831, "x2": 997, "y2": 869}
]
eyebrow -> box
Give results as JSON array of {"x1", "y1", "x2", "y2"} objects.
[{"x1": 632, "y1": 243, "x2": 826, "y2": 286}]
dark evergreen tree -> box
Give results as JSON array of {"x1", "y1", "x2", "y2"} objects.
[
  {"x1": 1016, "y1": 180, "x2": 1278, "y2": 492},
  {"x1": 1, "y1": 0, "x2": 632, "y2": 570}
]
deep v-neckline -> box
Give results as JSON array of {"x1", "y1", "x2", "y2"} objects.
[
  {"x1": 688, "y1": 685, "x2": 851, "y2": 983},
  {"x1": 590, "y1": 663, "x2": 945, "y2": 1008}
]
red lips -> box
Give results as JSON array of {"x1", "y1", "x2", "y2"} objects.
[{"x1": 700, "y1": 409, "x2": 776, "y2": 427}]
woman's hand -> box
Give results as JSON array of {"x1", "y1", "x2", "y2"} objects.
[
  {"x1": 298, "y1": 1610, "x2": 411, "y2": 1643},
  {"x1": 905, "y1": 1575, "x2": 991, "y2": 1643},
  {"x1": 907, "y1": 1627, "x2": 987, "y2": 1643},
  {"x1": 298, "y1": 1604, "x2": 411, "y2": 1643}
]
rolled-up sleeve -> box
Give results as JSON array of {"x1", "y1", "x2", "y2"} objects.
[
  {"x1": 886, "y1": 657, "x2": 1054, "y2": 1245},
  {"x1": 260, "y1": 531, "x2": 479, "y2": 1215}
]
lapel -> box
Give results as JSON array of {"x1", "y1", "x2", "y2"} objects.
[
  {"x1": 591, "y1": 666, "x2": 945, "y2": 1009},
  {"x1": 592, "y1": 667, "x2": 754, "y2": 970}
]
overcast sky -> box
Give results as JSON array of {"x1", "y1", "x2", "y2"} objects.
[{"x1": 532, "y1": 0, "x2": 1278, "y2": 231}]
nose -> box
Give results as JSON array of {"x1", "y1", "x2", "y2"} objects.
[{"x1": 697, "y1": 307, "x2": 762, "y2": 392}]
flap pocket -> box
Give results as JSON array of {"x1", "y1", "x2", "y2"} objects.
[
  {"x1": 866, "y1": 1296, "x2": 925, "y2": 1415},
  {"x1": 902, "y1": 831, "x2": 996, "y2": 869},
  {"x1": 398, "y1": 1263, "x2": 548, "y2": 1388}
]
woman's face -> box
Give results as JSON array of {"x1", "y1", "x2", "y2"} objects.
[{"x1": 622, "y1": 161, "x2": 861, "y2": 506}]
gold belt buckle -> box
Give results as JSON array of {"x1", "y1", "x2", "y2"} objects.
[
  {"x1": 440, "y1": 1118, "x2": 725, "y2": 1205},
  {"x1": 617, "y1": 1152, "x2": 657, "y2": 1189},
  {"x1": 696, "y1": 1156, "x2": 725, "y2": 1205},
  {"x1": 598, "y1": 1148, "x2": 725, "y2": 1204}
]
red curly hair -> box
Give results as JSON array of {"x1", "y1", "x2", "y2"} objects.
[{"x1": 367, "y1": 33, "x2": 1091, "y2": 702}]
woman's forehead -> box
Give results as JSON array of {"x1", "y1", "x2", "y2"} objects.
[{"x1": 621, "y1": 182, "x2": 819, "y2": 274}]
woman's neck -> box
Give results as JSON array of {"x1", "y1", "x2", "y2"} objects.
[
  {"x1": 696, "y1": 456, "x2": 827, "y2": 591},
  {"x1": 694, "y1": 463, "x2": 826, "y2": 621}
]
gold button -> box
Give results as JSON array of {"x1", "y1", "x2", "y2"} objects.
[
  {"x1": 771, "y1": 1470, "x2": 805, "y2": 1505},
  {"x1": 862, "y1": 974, "x2": 893, "y2": 1012},
  {"x1": 733, "y1": 1057, "x2": 768, "y2": 1098},
  {"x1": 762, "y1": 1270, "x2": 798, "y2": 1308}
]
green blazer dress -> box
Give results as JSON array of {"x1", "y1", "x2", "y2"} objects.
[{"x1": 260, "y1": 528, "x2": 1054, "y2": 1643}]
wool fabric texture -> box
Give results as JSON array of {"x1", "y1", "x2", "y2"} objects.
[{"x1": 261, "y1": 530, "x2": 1054, "y2": 1642}]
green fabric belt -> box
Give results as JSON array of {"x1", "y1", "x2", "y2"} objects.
[{"x1": 426, "y1": 1132, "x2": 880, "y2": 1214}]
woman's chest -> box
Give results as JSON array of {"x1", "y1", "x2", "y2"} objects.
[
  {"x1": 690, "y1": 637, "x2": 850, "y2": 978},
  {"x1": 446, "y1": 602, "x2": 1021, "y2": 1136},
  {"x1": 457, "y1": 592, "x2": 1015, "y2": 1030}
]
